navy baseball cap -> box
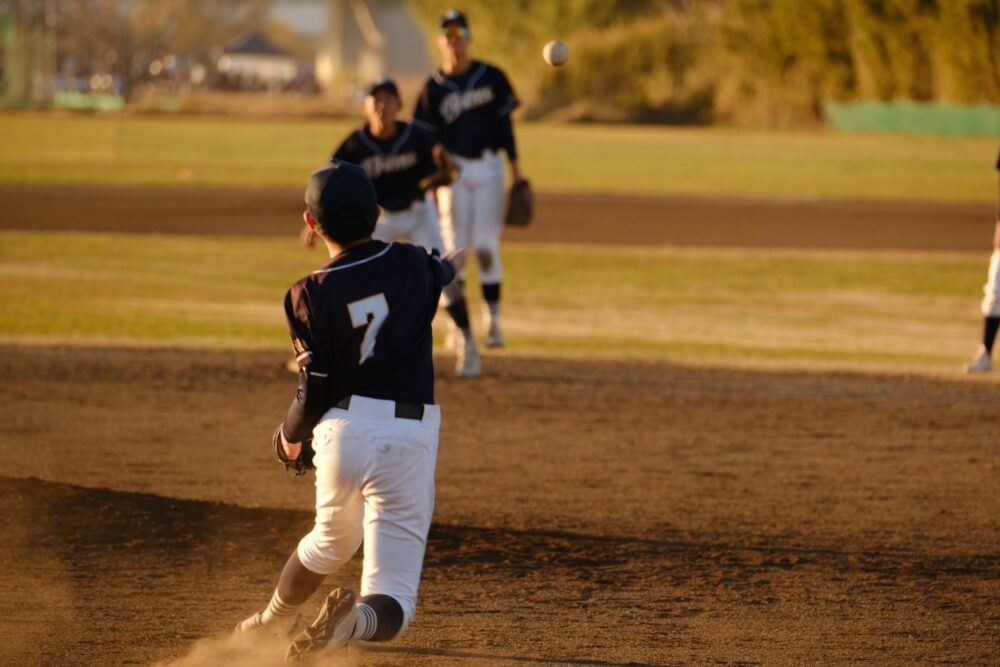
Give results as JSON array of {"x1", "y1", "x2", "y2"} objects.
[
  {"x1": 365, "y1": 76, "x2": 399, "y2": 99},
  {"x1": 305, "y1": 160, "x2": 378, "y2": 244},
  {"x1": 440, "y1": 9, "x2": 468, "y2": 29}
]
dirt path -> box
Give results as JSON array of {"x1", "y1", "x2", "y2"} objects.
[
  {"x1": 1, "y1": 184, "x2": 992, "y2": 250},
  {"x1": 1, "y1": 345, "x2": 997, "y2": 665},
  {"x1": 2, "y1": 184, "x2": 997, "y2": 664}
]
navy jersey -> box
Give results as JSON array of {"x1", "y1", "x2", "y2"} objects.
[
  {"x1": 333, "y1": 122, "x2": 438, "y2": 212},
  {"x1": 281, "y1": 241, "x2": 451, "y2": 441},
  {"x1": 412, "y1": 60, "x2": 519, "y2": 159}
]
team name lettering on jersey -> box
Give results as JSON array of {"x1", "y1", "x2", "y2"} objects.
[
  {"x1": 360, "y1": 152, "x2": 420, "y2": 180},
  {"x1": 439, "y1": 86, "x2": 495, "y2": 124}
]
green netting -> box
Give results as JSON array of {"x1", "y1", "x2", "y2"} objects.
[
  {"x1": 52, "y1": 91, "x2": 125, "y2": 112},
  {"x1": 824, "y1": 101, "x2": 1000, "y2": 137}
]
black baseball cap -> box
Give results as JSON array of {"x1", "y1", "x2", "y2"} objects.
[
  {"x1": 439, "y1": 9, "x2": 468, "y2": 29},
  {"x1": 304, "y1": 160, "x2": 378, "y2": 244},
  {"x1": 365, "y1": 76, "x2": 399, "y2": 99}
]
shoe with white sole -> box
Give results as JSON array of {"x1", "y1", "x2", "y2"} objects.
[
  {"x1": 455, "y1": 338, "x2": 481, "y2": 378},
  {"x1": 235, "y1": 611, "x2": 266, "y2": 634},
  {"x1": 965, "y1": 346, "x2": 992, "y2": 373},
  {"x1": 285, "y1": 588, "x2": 357, "y2": 662},
  {"x1": 234, "y1": 611, "x2": 302, "y2": 638}
]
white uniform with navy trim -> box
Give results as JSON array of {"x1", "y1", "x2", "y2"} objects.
[
  {"x1": 413, "y1": 61, "x2": 519, "y2": 285},
  {"x1": 283, "y1": 240, "x2": 450, "y2": 632}
]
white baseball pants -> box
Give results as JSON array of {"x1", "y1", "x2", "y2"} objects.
[
  {"x1": 982, "y1": 249, "x2": 1000, "y2": 317},
  {"x1": 372, "y1": 197, "x2": 445, "y2": 254},
  {"x1": 296, "y1": 395, "x2": 441, "y2": 631},
  {"x1": 436, "y1": 150, "x2": 506, "y2": 284}
]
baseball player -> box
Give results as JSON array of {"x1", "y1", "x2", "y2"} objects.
[
  {"x1": 412, "y1": 9, "x2": 525, "y2": 350},
  {"x1": 965, "y1": 147, "x2": 1000, "y2": 373},
  {"x1": 236, "y1": 161, "x2": 459, "y2": 660},
  {"x1": 301, "y1": 76, "x2": 481, "y2": 378}
]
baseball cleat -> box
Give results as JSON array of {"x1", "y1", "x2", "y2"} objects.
[
  {"x1": 235, "y1": 611, "x2": 265, "y2": 634},
  {"x1": 285, "y1": 588, "x2": 358, "y2": 662},
  {"x1": 485, "y1": 320, "x2": 505, "y2": 348},
  {"x1": 455, "y1": 338, "x2": 481, "y2": 378},
  {"x1": 234, "y1": 611, "x2": 303, "y2": 638},
  {"x1": 965, "y1": 347, "x2": 992, "y2": 373}
]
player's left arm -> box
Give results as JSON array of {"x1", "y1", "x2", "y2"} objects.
[
  {"x1": 495, "y1": 68, "x2": 523, "y2": 181},
  {"x1": 499, "y1": 113, "x2": 522, "y2": 181},
  {"x1": 280, "y1": 285, "x2": 331, "y2": 448}
]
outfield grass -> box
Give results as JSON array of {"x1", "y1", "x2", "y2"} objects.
[
  {"x1": 0, "y1": 231, "x2": 987, "y2": 372},
  {"x1": 1, "y1": 113, "x2": 995, "y2": 202}
]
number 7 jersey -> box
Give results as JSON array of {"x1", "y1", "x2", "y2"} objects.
[{"x1": 283, "y1": 240, "x2": 450, "y2": 421}]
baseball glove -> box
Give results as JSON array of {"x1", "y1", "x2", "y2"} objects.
[
  {"x1": 418, "y1": 145, "x2": 460, "y2": 190},
  {"x1": 273, "y1": 424, "x2": 315, "y2": 478},
  {"x1": 504, "y1": 178, "x2": 534, "y2": 227}
]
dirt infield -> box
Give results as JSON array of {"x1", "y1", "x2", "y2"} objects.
[
  {"x1": 1, "y1": 345, "x2": 998, "y2": 665},
  {"x1": 2, "y1": 185, "x2": 998, "y2": 664},
  {"x1": 1, "y1": 184, "x2": 993, "y2": 250}
]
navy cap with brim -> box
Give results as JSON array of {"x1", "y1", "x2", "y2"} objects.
[
  {"x1": 440, "y1": 9, "x2": 468, "y2": 29},
  {"x1": 365, "y1": 76, "x2": 400, "y2": 99},
  {"x1": 305, "y1": 160, "x2": 378, "y2": 243}
]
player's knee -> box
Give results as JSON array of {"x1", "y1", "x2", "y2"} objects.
[
  {"x1": 475, "y1": 247, "x2": 495, "y2": 272},
  {"x1": 476, "y1": 247, "x2": 503, "y2": 284},
  {"x1": 358, "y1": 593, "x2": 410, "y2": 641},
  {"x1": 296, "y1": 531, "x2": 357, "y2": 575}
]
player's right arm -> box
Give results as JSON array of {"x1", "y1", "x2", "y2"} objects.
[
  {"x1": 332, "y1": 133, "x2": 356, "y2": 163},
  {"x1": 412, "y1": 82, "x2": 443, "y2": 136}
]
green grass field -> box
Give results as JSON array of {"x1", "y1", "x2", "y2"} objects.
[
  {"x1": 1, "y1": 113, "x2": 995, "y2": 202},
  {"x1": 2, "y1": 113, "x2": 994, "y2": 372},
  {"x1": 0, "y1": 231, "x2": 987, "y2": 372}
]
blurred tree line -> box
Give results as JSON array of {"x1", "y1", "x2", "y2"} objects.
[
  {"x1": 1, "y1": 0, "x2": 271, "y2": 101},
  {"x1": 409, "y1": 0, "x2": 1000, "y2": 126}
]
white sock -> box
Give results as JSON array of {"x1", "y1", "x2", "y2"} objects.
[
  {"x1": 352, "y1": 602, "x2": 377, "y2": 640},
  {"x1": 482, "y1": 303, "x2": 500, "y2": 329},
  {"x1": 260, "y1": 590, "x2": 300, "y2": 631}
]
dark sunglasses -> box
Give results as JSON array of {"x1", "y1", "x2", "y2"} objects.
[{"x1": 441, "y1": 26, "x2": 469, "y2": 39}]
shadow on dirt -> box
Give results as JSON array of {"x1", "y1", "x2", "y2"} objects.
[{"x1": 3, "y1": 476, "x2": 997, "y2": 665}]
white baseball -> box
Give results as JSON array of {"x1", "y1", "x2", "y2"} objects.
[{"x1": 542, "y1": 40, "x2": 569, "y2": 67}]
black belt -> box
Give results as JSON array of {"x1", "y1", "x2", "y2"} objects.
[
  {"x1": 455, "y1": 149, "x2": 492, "y2": 159},
  {"x1": 335, "y1": 396, "x2": 425, "y2": 421}
]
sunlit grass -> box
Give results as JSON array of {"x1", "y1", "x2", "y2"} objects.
[
  {"x1": 0, "y1": 231, "x2": 988, "y2": 373},
  {"x1": 0, "y1": 113, "x2": 994, "y2": 201}
]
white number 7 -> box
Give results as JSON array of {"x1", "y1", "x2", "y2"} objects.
[{"x1": 347, "y1": 293, "x2": 389, "y2": 364}]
